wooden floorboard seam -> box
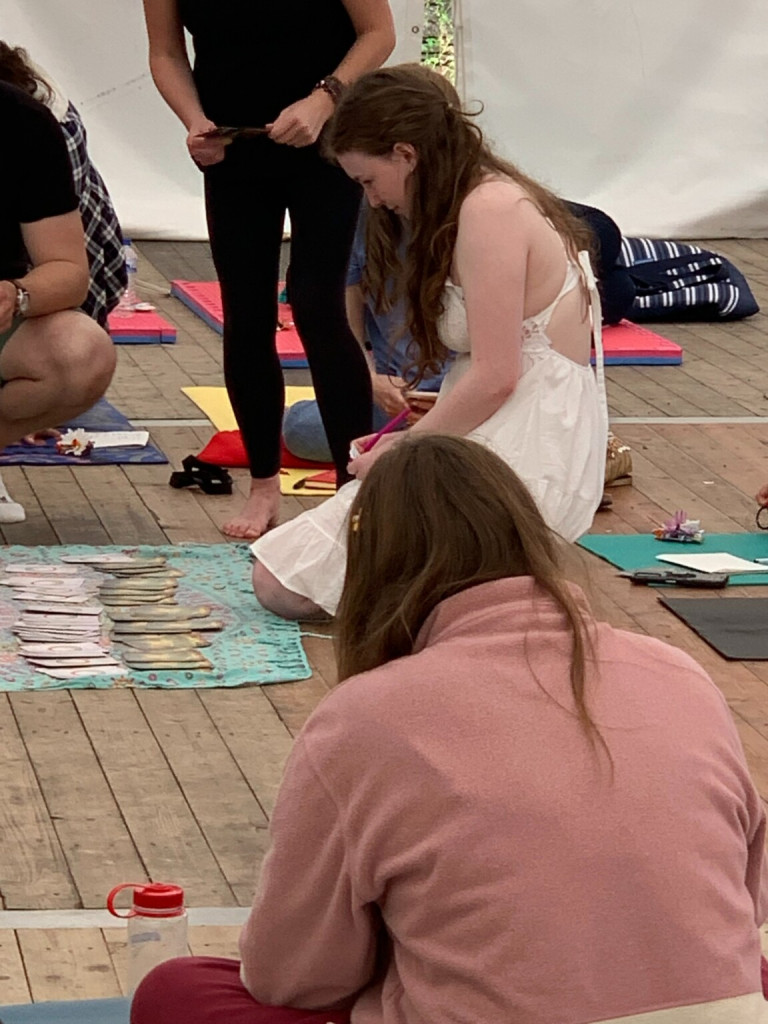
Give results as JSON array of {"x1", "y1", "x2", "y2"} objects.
[{"x1": 3, "y1": 239, "x2": 768, "y2": 994}]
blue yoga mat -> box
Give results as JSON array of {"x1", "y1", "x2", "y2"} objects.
[
  {"x1": 0, "y1": 997, "x2": 129, "y2": 1024},
  {"x1": 0, "y1": 399, "x2": 167, "y2": 465},
  {"x1": 579, "y1": 532, "x2": 768, "y2": 585}
]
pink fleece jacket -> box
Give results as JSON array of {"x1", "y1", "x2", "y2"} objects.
[{"x1": 239, "y1": 578, "x2": 768, "y2": 1024}]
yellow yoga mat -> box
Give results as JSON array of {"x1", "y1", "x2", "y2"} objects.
[
  {"x1": 278, "y1": 467, "x2": 336, "y2": 496},
  {"x1": 182, "y1": 385, "x2": 316, "y2": 432},
  {"x1": 182, "y1": 385, "x2": 335, "y2": 497}
]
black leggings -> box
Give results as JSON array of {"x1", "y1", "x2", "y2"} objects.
[{"x1": 204, "y1": 137, "x2": 372, "y2": 480}]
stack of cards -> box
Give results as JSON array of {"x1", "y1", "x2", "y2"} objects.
[
  {"x1": 65, "y1": 554, "x2": 178, "y2": 589},
  {"x1": 1, "y1": 563, "x2": 95, "y2": 604},
  {"x1": 62, "y1": 554, "x2": 180, "y2": 609},
  {"x1": 3, "y1": 554, "x2": 223, "y2": 677},
  {"x1": 63, "y1": 554, "x2": 219, "y2": 672},
  {"x1": 109, "y1": 603, "x2": 219, "y2": 670},
  {"x1": 2, "y1": 563, "x2": 122, "y2": 680}
]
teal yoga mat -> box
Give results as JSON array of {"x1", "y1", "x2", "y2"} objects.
[
  {"x1": 0, "y1": 998, "x2": 129, "y2": 1024},
  {"x1": 578, "y1": 532, "x2": 768, "y2": 586},
  {"x1": 0, "y1": 543, "x2": 311, "y2": 690}
]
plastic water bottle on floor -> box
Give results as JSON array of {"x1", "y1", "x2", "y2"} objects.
[
  {"x1": 113, "y1": 239, "x2": 141, "y2": 316},
  {"x1": 107, "y1": 881, "x2": 189, "y2": 993}
]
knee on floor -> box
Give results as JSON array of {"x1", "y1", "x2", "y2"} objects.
[{"x1": 251, "y1": 560, "x2": 323, "y2": 620}]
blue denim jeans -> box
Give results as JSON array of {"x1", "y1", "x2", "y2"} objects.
[{"x1": 283, "y1": 400, "x2": 390, "y2": 463}]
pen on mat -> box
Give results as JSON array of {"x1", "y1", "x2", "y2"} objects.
[{"x1": 352, "y1": 407, "x2": 410, "y2": 458}]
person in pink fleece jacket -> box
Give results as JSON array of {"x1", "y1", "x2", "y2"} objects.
[{"x1": 132, "y1": 436, "x2": 768, "y2": 1024}]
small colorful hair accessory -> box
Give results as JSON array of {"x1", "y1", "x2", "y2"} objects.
[
  {"x1": 350, "y1": 512, "x2": 361, "y2": 533},
  {"x1": 653, "y1": 509, "x2": 704, "y2": 543},
  {"x1": 55, "y1": 429, "x2": 94, "y2": 457}
]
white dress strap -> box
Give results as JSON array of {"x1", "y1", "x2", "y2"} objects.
[{"x1": 578, "y1": 250, "x2": 609, "y2": 431}]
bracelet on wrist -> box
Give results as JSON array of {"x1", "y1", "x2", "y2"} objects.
[
  {"x1": 10, "y1": 279, "x2": 30, "y2": 316},
  {"x1": 313, "y1": 75, "x2": 345, "y2": 105},
  {"x1": 2, "y1": 279, "x2": 29, "y2": 317}
]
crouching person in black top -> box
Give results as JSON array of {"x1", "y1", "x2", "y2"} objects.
[{"x1": 0, "y1": 81, "x2": 116, "y2": 522}]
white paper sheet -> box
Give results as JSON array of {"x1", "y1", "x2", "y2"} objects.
[
  {"x1": 89, "y1": 431, "x2": 150, "y2": 449},
  {"x1": 656, "y1": 552, "x2": 767, "y2": 574}
]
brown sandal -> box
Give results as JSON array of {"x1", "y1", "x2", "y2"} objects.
[{"x1": 605, "y1": 432, "x2": 632, "y2": 488}]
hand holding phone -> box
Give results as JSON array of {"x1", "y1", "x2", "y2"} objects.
[
  {"x1": 405, "y1": 389, "x2": 438, "y2": 423},
  {"x1": 200, "y1": 126, "x2": 270, "y2": 141},
  {"x1": 405, "y1": 389, "x2": 436, "y2": 405}
]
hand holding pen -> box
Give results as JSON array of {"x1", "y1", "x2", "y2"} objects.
[
  {"x1": 350, "y1": 407, "x2": 410, "y2": 458},
  {"x1": 348, "y1": 408, "x2": 410, "y2": 480}
]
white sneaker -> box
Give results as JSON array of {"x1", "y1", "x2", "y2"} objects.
[{"x1": 0, "y1": 471, "x2": 25, "y2": 523}]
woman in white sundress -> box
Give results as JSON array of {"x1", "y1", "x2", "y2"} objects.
[{"x1": 252, "y1": 63, "x2": 608, "y2": 619}]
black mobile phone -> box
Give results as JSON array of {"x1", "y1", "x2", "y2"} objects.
[{"x1": 201, "y1": 126, "x2": 269, "y2": 141}]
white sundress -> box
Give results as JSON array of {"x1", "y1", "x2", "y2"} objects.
[{"x1": 252, "y1": 251, "x2": 609, "y2": 615}]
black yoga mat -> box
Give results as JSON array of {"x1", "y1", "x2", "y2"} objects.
[{"x1": 659, "y1": 596, "x2": 768, "y2": 660}]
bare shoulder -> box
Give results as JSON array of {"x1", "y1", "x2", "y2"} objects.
[
  {"x1": 459, "y1": 179, "x2": 534, "y2": 218},
  {"x1": 457, "y1": 180, "x2": 543, "y2": 241}
]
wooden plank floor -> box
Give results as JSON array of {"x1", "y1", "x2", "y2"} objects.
[{"x1": 2, "y1": 238, "x2": 768, "y2": 1002}]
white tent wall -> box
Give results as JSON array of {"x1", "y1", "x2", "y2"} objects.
[
  {"x1": 458, "y1": 0, "x2": 768, "y2": 238},
  {"x1": 0, "y1": 0, "x2": 422, "y2": 240}
]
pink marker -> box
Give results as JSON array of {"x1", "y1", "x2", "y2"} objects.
[{"x1": 350, "y1": 407, "x2": 410, "y2": 459}]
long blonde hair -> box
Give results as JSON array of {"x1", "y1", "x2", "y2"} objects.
[
  {"x1": 325, "y1": 64, "x2": 594, "y2": 386},
  {"x1": 335, "y1": 435, "x2": 609, "y2": 764}
]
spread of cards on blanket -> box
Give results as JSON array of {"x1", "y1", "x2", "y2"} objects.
[
  {"x1": 5, "y1": 556, "x2": 221, "y2": 680},
  {"x1": 0, "y1": 544, "x2": 311, "y2": 690}
]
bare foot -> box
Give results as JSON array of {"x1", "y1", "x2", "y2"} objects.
[
  {"x1": 21, "y1": 427, "x2": 61, "y2": 446},
  {"x1": 222, "y1": 475, "x2": 281, "y2": 540}
]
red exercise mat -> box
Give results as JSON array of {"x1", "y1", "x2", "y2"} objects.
[
  {"x1": 108, "y1": 309, "x2": 177, "y2": 344},
  {"x1": 170, "y1": 280, "x2": 307, "y2": 367},
  {"x1": 197, "y1": 429, "x2": 333, "y2": 472},
  {"x1": 598, "y1": 320, "x2": 682, "y2": 364}
]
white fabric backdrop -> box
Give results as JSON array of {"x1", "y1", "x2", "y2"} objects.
[
  {"x1": 4, "y1": 1, "x2": 767, "y2": 238},
  {"x1": 0, "y1": 0, "x2": 423, "y2": 239},
  {"x1": 458, "y1": 0, "x2": 768, "y2": 237}
]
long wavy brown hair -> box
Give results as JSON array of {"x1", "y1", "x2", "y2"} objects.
[
  {"x1": 0, "y1": 42, "x2": 51, "y2": 103},
  {"x1": 325, "y1": 64, "x2": 594, "y2": 386},
  {"x1": 335, "y1": 435, "x2": 610, "y2": 766}
]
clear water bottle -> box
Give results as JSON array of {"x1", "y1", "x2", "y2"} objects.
[
  {"x1": 107, "y1": 881, "x2": 189, "y2": 994},
  {"x1": 113, "y1": 238, "x2": 141, "y2": 316}
]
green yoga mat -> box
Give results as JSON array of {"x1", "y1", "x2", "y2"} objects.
[
  {"x1": 578, "y1": 533, "x2": 768, "y2": 586},
  {"x1": 0, "y1": 543, "x2": 311, "y2": 691}
]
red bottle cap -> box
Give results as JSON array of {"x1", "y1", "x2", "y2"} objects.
[{"x1": 107, "y1": 882, "x2": 185, "y2": 919}]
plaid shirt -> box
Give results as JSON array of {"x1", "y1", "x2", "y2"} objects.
[
  {"x1": 60, "y1": 102, "x2": 126, "y2": 326},
  {"x1": 618, "y1": 237, "x2": 745, "y2": 319}
]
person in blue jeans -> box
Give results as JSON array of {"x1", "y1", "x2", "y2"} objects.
[{"x1": 282, "y1": 206, "x2": 448, "y2": 463}]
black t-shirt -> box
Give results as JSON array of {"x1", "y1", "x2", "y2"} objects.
[
  {"x1": 178, "y1": 0, "x2": 357, "y2": 126},
  {"x1": 0, "y1": 81, "x2": 78, "y2": 282}
]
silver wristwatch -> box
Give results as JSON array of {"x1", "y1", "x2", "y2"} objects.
[{"x1": 10, "y1": 280, "x2": 30, "y2": 317}]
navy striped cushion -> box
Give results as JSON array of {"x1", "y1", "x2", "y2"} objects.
[{"x1": 618, "y1": 237, "x2": 759, "y2": 321}]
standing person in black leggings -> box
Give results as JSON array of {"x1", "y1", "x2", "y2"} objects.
[{"x1": 142, "y1": 0, "x2": 395, "y2": 538}]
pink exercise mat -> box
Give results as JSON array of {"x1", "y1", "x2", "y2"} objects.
[{"x1": 170, "y1": 280, "x2": 307, "y2": 367}]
